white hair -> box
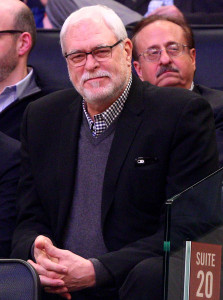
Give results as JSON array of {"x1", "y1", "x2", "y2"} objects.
[{"x1": 60, "y1": 5, "x2": 127, "y2": 54}]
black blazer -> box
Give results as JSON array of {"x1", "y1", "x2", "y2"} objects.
[
  {"x1": 0, "y1": 70, "x2": 60, "y2": 141},
  {"x1": 0, "y1": 90, "x2": 48, "y2": 141},
  {"x1": 11, "y1": 76, "x2": 219, "y2": 286},
  {"x1": 0, "y1": 132, "x2": 20, "y2": 257},
  {"x1": 193, "y1": 84, "x2": 223, "y2": 167}
]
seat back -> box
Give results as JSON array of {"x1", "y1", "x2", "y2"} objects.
[
  {"x1": 193, "y1": 25, "x2": 223, "y2": 90},
  {"x1": 0, "y1": 259, "x2": 41, "y2": 300},
  {"x1": 28, "y1": 29, "x2": 72, "y2": 90}
]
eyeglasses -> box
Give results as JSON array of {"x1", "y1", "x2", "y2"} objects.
[
  {"x1": 0, "y1": 30, "x2": 24, "y2": 35},
  {"x1": 64, "y1": 39, "x2": 123, "y2": 67},
  {"x1": 138, "y1": 43, "x2": 189, "y2": 62}
]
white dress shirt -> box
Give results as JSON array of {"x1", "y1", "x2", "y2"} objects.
[{"x1": 0, "y1": 67, "x2": 40, "y2": 113}]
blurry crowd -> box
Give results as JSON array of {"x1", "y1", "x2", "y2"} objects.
[{"x1": 24, "y1": 0, "x2": 223, "y2": 28}]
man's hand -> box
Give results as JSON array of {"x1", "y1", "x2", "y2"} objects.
[
  {"x1": 28, "y1": 235, "x2": 71, "y2": 299},
  {"x1": 28, "y1": 236, "x2": 96, "y2": 299},
  {"x1": 42, "y1": 243, "x2": 96, "y2": 292}
]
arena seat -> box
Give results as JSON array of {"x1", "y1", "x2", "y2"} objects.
[
  {"x1": 0, "y1": 259, "x2": 41, "y2": 300},
  {"x1": 192, "y1": 25, "x2": 223, "y2": 91},
  {"x1": 29, "y1": 26, "x2": 223, "y2": 91},
  {"x1": 28, "y1": 29, "x2": 72, "y2": 91}
]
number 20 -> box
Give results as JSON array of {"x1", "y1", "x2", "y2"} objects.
[{"x1": 196, "y1": 270, "x2": 213, "y2": 298}]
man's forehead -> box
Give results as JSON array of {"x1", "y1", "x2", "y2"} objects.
[
  {"x1": 137, "y1": 20, "x2": 186, "y2": 47},
  {"x1": 0, "y1": 0, "x2": 21, "y2": 16},
  {"x1": 68, "y1": 18, "x2": 110, "y2": 35},
  {"x1": 146, "y1": 20, "x2": 184, "y2": 33},
  {"x1": 64, "y1": 19, "x2": 116, "y2": 49},
  {"x1": 142, "y1": 20, "x2": 184, "y2": 38},
  {"x1": 0, "y1": 17, "x2": 15, "y2": 31}
]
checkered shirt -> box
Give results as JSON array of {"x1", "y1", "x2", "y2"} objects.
[{"x1": 83, "y1": 75, "x2": 132, "y2": 137}]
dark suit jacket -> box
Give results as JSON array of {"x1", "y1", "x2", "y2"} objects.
[
  {"x1": 0, "y1": 132, "x2": 20, "y2": 258},
  {"x1": 11, "y1": 75, "x2": 219, "y2": 287},
  {"x1": 0, "y1": 70, "x2": 59, "y2": 141},
  {"x1": 193, "y1": 84, "x2": 223, "y2": 167}
]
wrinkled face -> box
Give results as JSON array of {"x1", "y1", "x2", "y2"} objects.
[
  {"x1": 133, "y1": 20, "x2": 196, "y2": 89},
  {"x1": 0, "y1": 10, "x2": 19, "y2": 82},
  {"x1": 63, "y1": 18, "x2": 132, "y2": 108}
]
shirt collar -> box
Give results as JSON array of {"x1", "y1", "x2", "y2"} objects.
[
  {"x1": 16, "y1": 67, "x2": 41, "y2": 99},
  {"x1": 0, "y1": 67, "x2": 40, "y2": 113},
  {"x1": 83, "y1": 74, "x2": 132, "y2": 136},
  {"x1": 189, "y1": 81, "x2": 194, "y2": 91},
  {"x1": 0, "y1": 67, "x2": 40, "y2": 101}
]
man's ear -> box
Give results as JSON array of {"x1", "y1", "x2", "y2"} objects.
[
  {"x1": 17, "y1": 32, "x2": 32, "y2": 56},
  {"x1": 190, "y1": 48, "x2": 196, "y2": 72},
  {"x1": 133, "y1": 60, "x2": 144, "y2": 80},
  {"x1": 123, "y1": 38, "x2": 133, "y2": 67}
]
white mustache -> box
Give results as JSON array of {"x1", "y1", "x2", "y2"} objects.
[{"x1": 81, "y1": 71, "x2": 111, "y2": 84}]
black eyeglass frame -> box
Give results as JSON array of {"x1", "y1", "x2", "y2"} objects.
[
  {"x1": 64, "y1": 39, "x2": 123, "y2": 66},
  {"x1": 0, "y1": 30, "x2": 24, "y2": 34},
  {"x1": 138, "y1": 43, "x2": 190, "y2": 62}
]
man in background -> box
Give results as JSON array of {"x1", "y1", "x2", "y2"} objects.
[
  {"x1": 132, "y1": 15, "x2": 223, "y2": 166},
  {"x1": 0, "y1": 0, "x2": 57, "y2": 140}
]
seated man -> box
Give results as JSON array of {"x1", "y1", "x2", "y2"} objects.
[
  {"x1": 132, "y1": 15, "x2": 223, "y2": 166},
  {"x1": 0, "y1": 0, "x2": 58, "y2": 140},
  {"x1": 0, "y1": 131, "x2": 20, "y2": 257},
  {"x1": 11, "y1": 5, "x2": 220, "y2": 300}
]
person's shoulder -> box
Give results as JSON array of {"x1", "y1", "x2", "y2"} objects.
[
  {"x1": 141, "y1": 81, "x2": 207, "y2": 110},
  {"x1": 130, "y1": 76, "x2": 210, "y2": 116},
  {"x1": 194, "y1": 84, "x2": 223, "y2": 108},
  {"x1": 0, "y1": 132, "x2": 20, "y2": 151},
  {"x1": 0, "y1": 132, "x2": 20, "y2": 169},
  {"x1": 27, "y1": 88, "x2": 81, "y2": 113}
]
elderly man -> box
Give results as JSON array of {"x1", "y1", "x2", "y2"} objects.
[
  {"x1": 0, "y1": 0, "x2": 58, "y2": 140},
  {"x1": 11, "y1": 5, "x2": 220, "y2": 300},
  {"x1": 132, "y1": 15, "x2": 223, "y2": 166}
]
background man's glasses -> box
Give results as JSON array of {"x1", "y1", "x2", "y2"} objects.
[
  {"x1": 64, "y1": 39, "x2": 123, "y2": 67},
  {"x1": 0, "y1": 30, "x2": 24, "y2": 34},
  {"x1": 138, "y1": 43, "x2": 190, "y2": 62}
]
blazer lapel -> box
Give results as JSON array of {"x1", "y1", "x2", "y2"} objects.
[
  {"x1": 102, "y1": 76, "x2": 145, "y2": 225},
  {"x1": 192, "y1": 84, "x2": 201, "y2": 95},
  {"x1": 56, "y1": 95, "x2": 82, "y2": 238}
]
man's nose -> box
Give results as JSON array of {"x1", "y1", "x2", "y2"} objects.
[
  {"x1": 159, "y1": 49, "x2": 172, "y2": 65},
  {"x1": 84, "y1": 53, "x2": 100, "y2": 71}
]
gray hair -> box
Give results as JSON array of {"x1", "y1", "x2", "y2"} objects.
[{"x1": 60, "y1": 5, "x2": 127, "y2": 54}]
